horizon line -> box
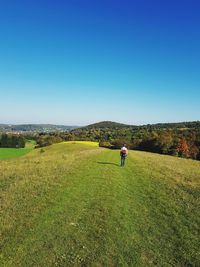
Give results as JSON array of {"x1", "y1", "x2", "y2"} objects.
[{"x1": 0, "y1": 119, "x2": 199, "y2": 127}]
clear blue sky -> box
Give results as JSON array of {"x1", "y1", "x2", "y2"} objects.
[{"x1": 0, "y1": 0, "x2": 199, "y2": 125}]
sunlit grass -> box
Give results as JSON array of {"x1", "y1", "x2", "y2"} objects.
[
  {"x1": 63, "y1": 140, "x2": 99, "y2": 147},
  {"x1": 0, "y1": 140, "x2": 35, "y2": 160},
  {"x1": 0, "y1": 143, "x2": 199, "y2": 266}
]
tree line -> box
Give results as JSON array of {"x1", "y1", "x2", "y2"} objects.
[
  {"x1": 0, "y1": 134, "x2": 26, "y2": 148},
  {"x1": 34, "y1": 121, "x2": 200, "y2": 161},
  {"x1": 2, "y1": 121, "x2": 199, "y2": 160},
  {"x1": 71, "y1": 126, "x2": 200, "y2": 160}
]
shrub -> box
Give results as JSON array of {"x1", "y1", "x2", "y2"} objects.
[{"x1": 99, "y1": 141, "x2": 113, "y2": 148}]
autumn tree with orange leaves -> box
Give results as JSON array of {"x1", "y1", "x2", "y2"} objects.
[{"x1": 176, "y1": 138, "x2": 189, "y2": 157}]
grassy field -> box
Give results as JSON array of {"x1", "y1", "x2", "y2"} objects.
[
  {"x1": 0, "y1": 142, "x2": 199, "y2": 266},
  {"x1": 63, "y1": 141, "x2": 99, "y2": 147},
  {"x1": 0, "y1": 140, "x2": 35, "y2": 160}
]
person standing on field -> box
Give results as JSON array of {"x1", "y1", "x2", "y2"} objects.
[{"x1": 120, "y1": 144, "x2": 128, "y2": 166}]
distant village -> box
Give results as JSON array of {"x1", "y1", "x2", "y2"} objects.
[{"x1": 0, "y1": 124, "x2": 77, "y2": 134}]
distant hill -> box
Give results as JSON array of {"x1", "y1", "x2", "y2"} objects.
[
  {"x1": 84, "y1": 120, "x2": 200, "y2": 130},
  {"x1": 86, "y1": 121, "x2": 133, "y2": 129},
  {"x1": 0, "y1": 124, "x2": 78, "y2": 133},
  {"x1": 1, "y1": 120, "x2": 199, "y2": 133}
]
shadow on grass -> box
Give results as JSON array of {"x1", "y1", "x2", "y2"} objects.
[{"x1": 97, "y1": 161, "x2": 119, "y2": 167}]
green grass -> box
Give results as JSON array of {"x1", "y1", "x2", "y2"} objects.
[
  {"x1": 63, "y1": 141, "x2": 99, "y2": 147},
  {"x1": 0, "y1": 140, "x2": 35, "y2": 160},
  {"x1": 0, "y1": 142, "x2": 199, "y2": 266}
]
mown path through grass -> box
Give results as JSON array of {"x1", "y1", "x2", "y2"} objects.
[{"x1": 1, "y1": 143, "x2": 199, "y2": 266}]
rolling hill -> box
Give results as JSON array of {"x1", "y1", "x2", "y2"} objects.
[
  {"x1": 85, "y1": 120, "x2": 200, "y2": 130},
  {"x1": 85, "y1": 121, "x2": 133, "y2": 129},
  {"x1": 1, "y1": 120, "x2": 200, "y2": 133},
  {"x1": 0, "y1": 142, "x2": 199, "y2": 266}
]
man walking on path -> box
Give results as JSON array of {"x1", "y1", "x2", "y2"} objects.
[{"x1": 120, "y1": 144, "x2": 128, "y2": 166}]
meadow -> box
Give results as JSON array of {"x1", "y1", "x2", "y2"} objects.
[
  {"x1": 0, "y1": 140, "x2": 35, "y2": 160},
  {"x1": 0, "y1": 142, "x2": 199, "y2": 266}
]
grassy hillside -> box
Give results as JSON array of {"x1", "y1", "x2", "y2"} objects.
[
  {"x1": 0, "y1": 140, "x2": 35, "y2": 160},
  {"x1": 0, "y1": 142, "x2": 199, "y2": 266}
]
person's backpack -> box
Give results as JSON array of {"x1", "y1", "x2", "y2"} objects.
[{"x1": 121, "y1": 148, "x2": 127, "y2": 155}]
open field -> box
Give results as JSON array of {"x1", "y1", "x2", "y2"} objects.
[
  {"x1": 0, "y1": 140, "x2": 35, "y2": 160},
  {"x1": 63, "y1": 141, "x2": 99, "y2": 147},
  {"x1": 0, "y1": 142, "x2": 199, "y2": 266}
]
